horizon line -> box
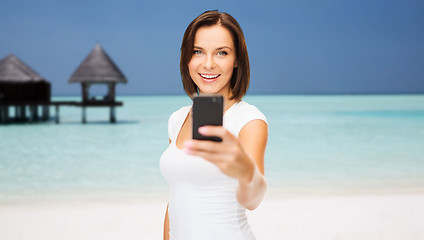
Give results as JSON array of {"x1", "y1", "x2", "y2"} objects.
[{"x1": 51, "y1": 92, "x2": 424, "y2": 97}]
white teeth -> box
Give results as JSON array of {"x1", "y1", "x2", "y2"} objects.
[{"x1": 200, "y1": 74, "x2": 220, "y2": 79}]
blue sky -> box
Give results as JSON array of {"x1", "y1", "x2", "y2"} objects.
[{"x1": 1, "y1": 0, "x2": 423, "y2": 95}]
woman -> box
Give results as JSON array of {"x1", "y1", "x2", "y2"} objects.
[{"x1": 160, "y1": 10, "x2": 268, "y2": 240}]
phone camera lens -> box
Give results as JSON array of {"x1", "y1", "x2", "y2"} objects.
[{"x1": 212, "y1": 97, "x2": 217, "y2": 103}]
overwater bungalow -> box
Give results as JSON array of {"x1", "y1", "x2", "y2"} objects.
[
  {"x1": 0, "y1": 44, "x2": 127, "y2": 124},
  {"x1": 68, "y1": 44, "x2": 127, "y2": 123},
  {"x1": 0, "y1": 54, "x2": 51, "y2": 123}
]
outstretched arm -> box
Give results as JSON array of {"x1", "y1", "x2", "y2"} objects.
[{"x1": 236, "y1": 119, "x2": 268, "y2": 210}]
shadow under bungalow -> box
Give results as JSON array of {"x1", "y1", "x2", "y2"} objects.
[{"x1": 0, "y1": 44, "x2": 127, "y2": 124}]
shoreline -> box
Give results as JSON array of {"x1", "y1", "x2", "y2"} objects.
[
  {"x1": 1, "y1": 191, "x2": 424, "y2": 240},
  {"x1": 2, "y1": 185, "x2": 424, "y2": 206},
  {"x1": 2, "y1": 184, "x2": 424, "y2": 206}
]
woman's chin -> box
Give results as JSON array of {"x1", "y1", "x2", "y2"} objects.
[
  {"x1": 197, "y1": 82, "x2": 231, "y2": 96},
  {"x1": 198, "y1": 87, "x2": 219, "y2": 95}
]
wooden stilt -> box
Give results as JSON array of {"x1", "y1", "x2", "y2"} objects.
[
  {"x1": 42, "y1": 105, "x2": 46, "y2": 121},
  {"x1": 15, "y1": 105, "x2": 19, "y2": 120},
  {"x1": 20, "y1": 105, "x2": 26, "y2": 121},
  {"x1": 55, "y1": 105, "x2": 59, "y2": 124},
  {"x1": 28, "y1": 105, "x2": 33, "y2": 123},
  {"x1": 0, "y1": 106, "x2": 4, "y2": 123},
  {"x1": 34, "y1": 105, "x2": 39, "y2": 121},
  {"x1": 110, "y1": 106, "x2": 116, "y2": 123},
  {"x1": 16, "y1": 105, "x2": 20, "y2": 121},
  {"x1": 82, "y1": 106, "x2": 86, "y2": 123},
  {"x1": 5, "y1": 106, "x2": 9, "y2": 123},
  {"x1": 32, "y1": 105, "x2": 36, "y2": 121},
  {"x1": 42, "y1": 105, "x2": 49, "y2": 121}
]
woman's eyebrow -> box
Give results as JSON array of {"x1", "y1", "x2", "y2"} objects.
[
  {"x1": 217, "y1": 46, "x2": 232, "y2": 51},
  {"x1": 193, "y1": 46, "x2": 232, "y2": 51}
]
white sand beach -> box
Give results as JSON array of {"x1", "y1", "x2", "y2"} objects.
[{"x1": 1, "y1": 193, "x2": 424, "y2": 240}]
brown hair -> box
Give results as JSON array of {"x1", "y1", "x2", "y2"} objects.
[{"x1": 180, "y1": 10, "x2": 250, "y2": 101}]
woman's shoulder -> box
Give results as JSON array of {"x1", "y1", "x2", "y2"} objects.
[
  {"x1": 224, "y1": 100, "x2": 267, "y2": 137},
  {"x1": 169, "y1": 105, "x2": 191, "y2": 124},
  {"x1": 233, "y1": 101, "x2": 267, "y2": 123}
]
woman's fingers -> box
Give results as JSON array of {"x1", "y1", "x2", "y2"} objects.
[
  {"x1": 198, "y1": 126, "x2": 229, "y2": 139},
  {"x1": 184, "y1": 139, "x2": 221, "y2": 154},
  {"x1": 184, "y1": 139, "x2": 240, "y2": 164}
]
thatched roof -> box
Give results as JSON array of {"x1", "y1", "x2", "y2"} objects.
[
  {"x1": 0, "y1": 54, "x2": 47, "y2": 83},
  {"x1": 68, "y1": 44, "x2": 127, "y2": 84}
]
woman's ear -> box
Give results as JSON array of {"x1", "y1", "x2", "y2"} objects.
[{"x1": 234, "y1": 60, "x2": 238, "y2": 68}]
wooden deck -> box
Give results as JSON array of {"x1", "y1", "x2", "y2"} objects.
[
  {"x1": 0, "y1": 101, "x2": 123, "y2": 106},
  {"x1": 0, "y1": 101, "x2": 123, "y2": 124}
]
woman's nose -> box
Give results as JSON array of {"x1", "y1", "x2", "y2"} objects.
[{"x1": 203, "y1": 55, "x2": 216, "y2": 69}]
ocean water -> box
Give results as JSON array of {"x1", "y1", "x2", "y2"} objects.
[{"x1": 1, "y1": 95, "x2": 424, "y2": 203}]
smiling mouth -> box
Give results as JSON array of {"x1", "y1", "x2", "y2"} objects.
[{"x1": 199, "y1": 73, "x2": 221, "y2": 80}]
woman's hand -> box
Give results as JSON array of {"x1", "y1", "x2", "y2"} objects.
[
  {"x1": 183, "y1": 126, "x2": 255, "y2": 183},
  {"x1": 184, "y1": 120, "x2": 268, "y2": 210}
]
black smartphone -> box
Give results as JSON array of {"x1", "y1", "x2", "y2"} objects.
[{"x1": 192, "y1": 95, "x2": 223, "y2": 142}]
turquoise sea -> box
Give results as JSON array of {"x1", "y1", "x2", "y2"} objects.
[{"x1": 1, "y1": 95, "x2": 424, "y2": 203}]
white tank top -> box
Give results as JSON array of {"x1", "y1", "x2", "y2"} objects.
[{"x1": 160, "y1": 100, "x2": 267, "y2": 240}]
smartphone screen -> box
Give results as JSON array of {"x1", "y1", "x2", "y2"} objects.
[{"x1": 192, "y1": 95, "x2": 223, "y2": 142}]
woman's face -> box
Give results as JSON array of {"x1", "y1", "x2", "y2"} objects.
[{"x1": 188, "y1": 24, "x2": 237, "y2": 99}]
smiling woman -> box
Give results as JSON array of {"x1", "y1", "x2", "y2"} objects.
[
  {"x1": 160, "y1": 10, "x2": 268, "y2": 240},
  {"x1": 180, "y1": 10, "x2": 250, "y2": 102},
  {"x1": 188, "y1": 25, "x2": 237, "y2": 97}
]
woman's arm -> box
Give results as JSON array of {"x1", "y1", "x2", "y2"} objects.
[
  {"x1": 236, "y1": 119, "x2": 268, "y2": 210},
  {"x1": 164, "y1": 138, "x2": 171, "y2": 240},
  {"x1": 183, "y1": 119, "x2": 268, "y2": 210},
  {"x1": 164, "y1": 203, "x2": 169, "y2": 240}
]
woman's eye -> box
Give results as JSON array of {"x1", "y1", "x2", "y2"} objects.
[
  {"x1": 193, "y1": 50, "x2": 202, "y2": 54},
  {"x1": 217, "y1": 51, "x2": 228, "y2": 56}
]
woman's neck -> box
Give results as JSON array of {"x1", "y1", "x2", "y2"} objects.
[{"x1": 224, "y1": 98, "x2": 237, "y2": 113}]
